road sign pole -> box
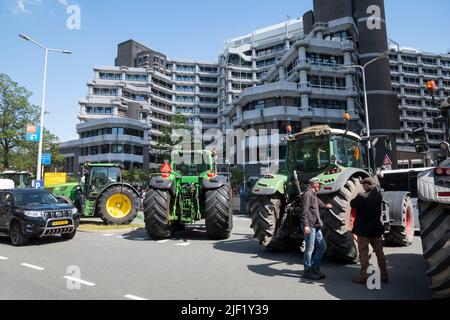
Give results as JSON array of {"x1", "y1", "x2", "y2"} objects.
[{"x1": 36, "y1": 48, "x2": 48, "y2": 182}]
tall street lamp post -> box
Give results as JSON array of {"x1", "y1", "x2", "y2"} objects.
[
  {"x1": 19, "y1": 34, "x2": 72, "y2": 183},
  {"x1": 345, "y1": 53, "x2": 388, "y2": 169}
]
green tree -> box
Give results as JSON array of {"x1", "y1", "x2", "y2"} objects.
[
  {"x1": 153, "y1": 113, "x2": 189, "y2": 163},
  {"x1": 0, "y1": 73, "x2": 64, "y2": 173},
  {"x1": 13, "y1": 129, "x2": 64, "y2": 173},
  {"x1": 0, "y1": 73, "x2": 39, "y2": 169},
  {"x1": 230, "y1": 167, "x2": 244, "y2": 194}
]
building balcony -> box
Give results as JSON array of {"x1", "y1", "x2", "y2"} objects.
[{"x1": 79, "y1": 154, "x2": 144, "y2": 164}]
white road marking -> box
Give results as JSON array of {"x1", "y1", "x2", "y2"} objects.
[
  {"x1": 124, "y1": 294, "x2": 148, "y2": 301},
  {"x1": 64, "y1": 276, "x2": 96, "y2": 287},
  {"x1": 101, "y1": 234, "x2": 114, "y2": 237},
  {"x1": 156, "y1": 239, "x2": 169, "y2": 244},
  {"x1": 175, "y1": 242, "x2": 191, "y2": 247},
  {"x1": 21, "y1": 263, "x2": 44, "y2": 271},
  {"x1": 0, "y1": 256, "x2": 8, "y2": 260}
]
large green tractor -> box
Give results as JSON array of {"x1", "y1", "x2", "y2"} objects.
[
  {"x1": 49, "y1": 163, "x2": 140, "y2": 225},
  {"x1": 250, "y1": 125, "x2": 414, "y2": 262},
  {"x1": 0, "y1": 171, "x2": 32, "y2": 189},
  {"x1": 144, "y1": 150, "x2": 233, "y2": 240}
]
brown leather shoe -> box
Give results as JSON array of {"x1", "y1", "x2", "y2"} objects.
[{"x1": 352, "y1": 277, "x2": 368, "y2": 285}]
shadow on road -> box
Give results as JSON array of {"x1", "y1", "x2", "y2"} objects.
[
  {"x1": 213, "y1": 237, "x2": 431, "y2": 300},
  {"x1": 122, "y1": 224, "x2": 216, "y2": 242},
  {"x1": 0, "y1": 235, "x2": 72, "y2": 247}
]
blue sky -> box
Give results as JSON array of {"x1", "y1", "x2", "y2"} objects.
[{"x1": 1, "y1": 0, "x2": 449, "y2": 142}]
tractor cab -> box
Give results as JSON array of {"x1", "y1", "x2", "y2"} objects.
[
  {"x1": 286, "y1": 125, "x2": 365, "y2": 186},
  {"x1": 170, "y1": 150, "x2": 217, "y2": 179},
  {"x1": 0, "y1": 171, "x2": 32, "y2": 189},
  {"x1": 82, "y1": 164, "x2": 122, "y2": 198}
]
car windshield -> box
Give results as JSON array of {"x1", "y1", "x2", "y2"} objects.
[
  {"x1": 289, "y1": 136, "x2": 330, "y2": 173},
  {"x1": 14, "y1": 192, "x2": 59, "y2": 206}
]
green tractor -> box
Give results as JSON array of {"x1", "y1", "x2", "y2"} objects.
[
  {"x1": 250, "y1": 125, "x2": 415, "y2": 262},
  {"x1": 49, "y1": 163, "x2": 140, "y2": 225},
  {"x1": 0, "y1": 171, "x2": 32, "y2": 189},
  {"x1": 144, "y1": 150, "x2": 233, "y2": 240}
]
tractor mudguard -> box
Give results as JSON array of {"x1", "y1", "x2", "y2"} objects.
[
  {"x1": 382, "y1": 191, "x2": 411, "y2": 226},
  {"x1": 202, "y1": 175, "x2": 228, "y2": 190},
  {"x1": 318, "y1": 168, "x2": 371, "y2": 195},
  {"x1": 150, "y1": 176, "x2": 175, "y2": 194},
  {"x1": 252, "y1": 174, "x2": 288, "y2": 196}
]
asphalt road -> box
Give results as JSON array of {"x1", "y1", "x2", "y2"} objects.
[{"x1": 0, "y1": 215, "x2": 431, "y2": 300}]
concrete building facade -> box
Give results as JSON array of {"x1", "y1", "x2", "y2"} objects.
[{"x1": 60, "y1": 0, "x2": 449, "y2": 176}]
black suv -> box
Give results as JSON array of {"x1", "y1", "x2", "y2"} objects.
[{"x1": 0, "y1": 189, "x2": 80, "y2": 246}]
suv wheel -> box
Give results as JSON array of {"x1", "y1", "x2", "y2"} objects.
[{"x1": 10, "y1": 221, "x2": 29, "y2": 247}]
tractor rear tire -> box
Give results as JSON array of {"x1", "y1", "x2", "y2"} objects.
[
  {"x1": 385, "y1": 195, "x2": 415, "y2": 247},
  {"x1": 321, "y1": 177, "x2": 363, "y2": 263},
  {"x1": 144, "y1": 189, "x2": 173, "y2": 239},
  {"x1": 250, "y1": 195, "x2": 282, "y2": 248},
  {"x1": 98, "y1": 187, "x2": 139, "y2": 225},
  {"x1": 418, "y1": 201, "x2": 450, "y2": 299},
  {"x1": 204, "y1": 185, "x2": 233, "y2": 240}
]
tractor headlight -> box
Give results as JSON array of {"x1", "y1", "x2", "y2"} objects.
[{"x1": 24, "y1": 211, "x2": 44, "y2": 218}]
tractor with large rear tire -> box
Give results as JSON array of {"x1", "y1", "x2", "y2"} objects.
[
  {"x1": 249, "y1": 125, "x2": 415, "y2": 262},
  {"x1": 48, "y1": 163, "x2": 140, "y2": 225},
  {"x1": 144, "y1": 150, "x2": 233, "y2": 240},
  {"x1": 416, "y1": 82, "x2": 450, "y2": 299}
]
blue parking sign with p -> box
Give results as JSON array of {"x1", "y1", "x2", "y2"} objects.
[{"x1": 33, "y1": 180, "x2": 44, "y2": 189}]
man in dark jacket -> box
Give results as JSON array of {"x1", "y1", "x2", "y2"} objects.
[
  {"x1": 350, "y1": 177, "x2": 388, "y2": 284},
  {"x1": 300, "y1": 178, "x2": 333, "y2": 280}
]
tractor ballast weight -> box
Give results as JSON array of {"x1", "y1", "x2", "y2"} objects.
[
  {"x1": 250, "y1": 125, "x2": 415, "y2": 262},
  {"x1": 144, "y1": 150, "x2": 233, "y2": 240}
]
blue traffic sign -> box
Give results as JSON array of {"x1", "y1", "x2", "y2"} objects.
[
  {"x1": 26, "y1": 124, "x2": 41, "y2": 142},
  {"x1": 42, "y1": 154, "x2": 52, "y2": 166},
  {"x1": 32, "y1": 180, "x2": 44, "y2": 189}
]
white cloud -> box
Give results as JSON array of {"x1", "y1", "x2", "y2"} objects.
[
  {"x1": 57, "y1": 0, "x2": 68, "y2": 6},
  {"x1": 11, "y1": 0, "x2": 42, "y2": 15}
]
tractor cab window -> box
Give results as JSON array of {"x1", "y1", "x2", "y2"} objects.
[
  {"x1": 290, "y1": 136, "x2": 330, "y2": 173},
  {"x1": 332, "y1": 136, "x2": 364, "y2": 168},
  {"x1": 89, "y1": 167, "x2": 121, "y2": 193},
  {"x1": 172, "y1": 152, "x2": 214, "y2": 176}
]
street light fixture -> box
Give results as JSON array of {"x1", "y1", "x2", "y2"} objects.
[
  {"x1": 344, "y1": 52, "x2": 389, "y2": 169},
  {"x1": 18, "y1": 34, "x2": 72, "y2": 184}
]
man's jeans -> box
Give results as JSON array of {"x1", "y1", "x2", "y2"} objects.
[{"x1": 302, "y1": 225, "x2": 327, "y2": 271}]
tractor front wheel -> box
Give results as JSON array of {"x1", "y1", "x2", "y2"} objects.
[
  {"x1": 250, "y1": 195, "x2": 282, "y2": 248},
  {"x1": 204, "y1": 185, "x2": 233, "y2": 240},
  {"x1": 384, "y1": 193, "x2": 415, "y2": 247},
  {"x1": 143, "y1": 189, "x2": 173, "y2": 239},
  {"x1": 98, "y1": 187, "x2": 139, "y2": 225},
  {"x1": 321, "y1": 177, "x2": 363, "y2": 263}
]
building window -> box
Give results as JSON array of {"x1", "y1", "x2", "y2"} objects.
[
  {"x1": 93, "y1": 88, "x2": 118, "y2": 96},
  {"x1": 111, "y1": 144, "x2": 123, "y2": 154},
  {"x1": 126, "y1": 74, "x2": 148, "y2": 82},
  {"x1": 99, "y1": 73, "x2": 122, "y2": 81}
]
